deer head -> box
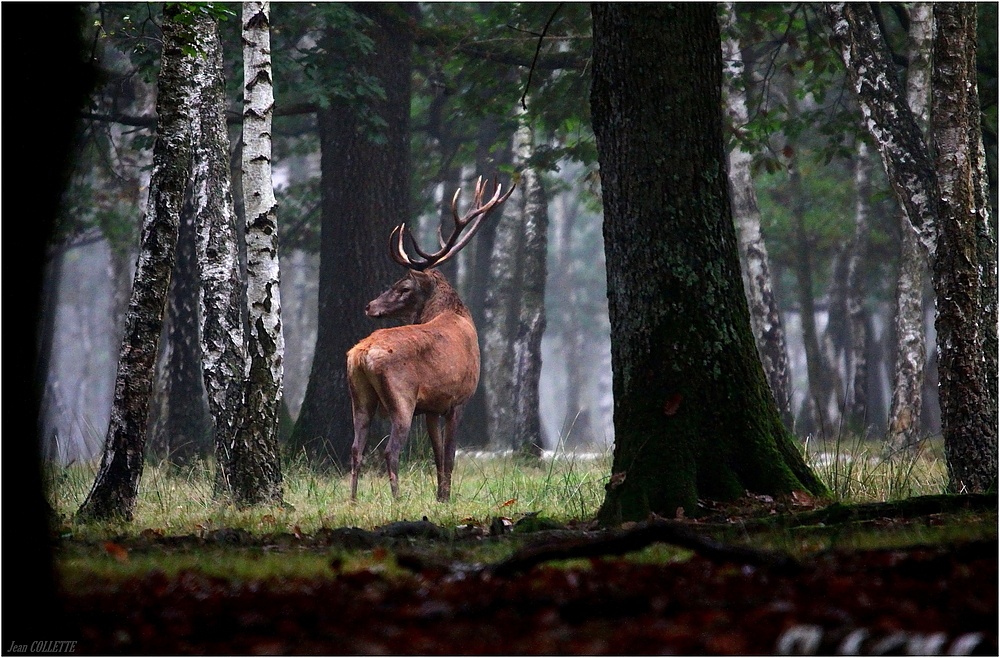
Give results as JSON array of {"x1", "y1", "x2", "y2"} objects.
[{"x1": 365, "y1": 176, "x2": 515, "y2": 324}]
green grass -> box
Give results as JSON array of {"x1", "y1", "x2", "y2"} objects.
[
  {"x1": 804, "y1": 434, "x2": 949, "y2": 503},
  {"x1": 48, "y1": 449, "x2": 613, "y2": 539},
  {"x1": 47, "y1": 436, "x2": 954, "y2": 539},
  {"x1": 49, "y1": 437, "x2": 989, "y2": 584}
]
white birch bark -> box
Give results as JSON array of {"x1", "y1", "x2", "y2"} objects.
[
  {"x1": 189, "y1": 12, "x2": 247, "y2": 496},
  {"x1": 719, "y1": 3, "x2": 795, "y2": 431},
  {"x1": 824, "y1": 2, "x2": 997, "y2": 491},
  {"x1": 887, "y1": 3, "x2": 931, "y2": 452},
  {"x1": 235, "y1": 0, "x2": 284, "y2": 504},
  {"x1": 822, "y1": 3, "x2": 939, "y2": 258}
]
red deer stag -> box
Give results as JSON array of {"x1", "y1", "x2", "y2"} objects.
[{"x1": 347, "y1": 176, "x2": 515, "y2": 502}]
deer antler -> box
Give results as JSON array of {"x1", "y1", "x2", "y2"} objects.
[{"x1": 390, "y1": 176, "x2": 515, "y2": 271}]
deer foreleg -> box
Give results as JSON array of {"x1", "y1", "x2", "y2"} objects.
[{"x1": 438, "y1": 406, "x2": 462, "y2": 503}]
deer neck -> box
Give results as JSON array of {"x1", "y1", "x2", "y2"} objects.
[{"x1": 416, "y1": 272, "x2": 470, "y2": 324}]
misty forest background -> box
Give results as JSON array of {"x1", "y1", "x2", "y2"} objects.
[{"x1": 43, "y1": 3, "x2": 996, "y2": 469}]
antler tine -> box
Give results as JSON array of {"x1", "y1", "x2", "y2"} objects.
[
  {"x1": 390, "y1": 176, "x2": 516, "y2": 271},
  {"x1": 390, "y1": 224, "x2": 412, "y2": 268},
  {"x1": 431, "y1": 177, "x2": 514, "y2": 267},
  {"x1": 405, "y1": 225, "x2": 438, "y2": 261}
]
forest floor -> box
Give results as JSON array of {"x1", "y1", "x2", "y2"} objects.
[{"x1": 55, "y1": 493, "x2": 997, "y2": 655}]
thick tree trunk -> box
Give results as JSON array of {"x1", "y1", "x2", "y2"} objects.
[
  {"x1": 229, "y1": 0, "x2": 285, "y2": 506},
  {"x1": 482, "y1": 124, "x2": 547, "y2": 455},
  {"x1": 290, "y1": 4, "x2": 412, "y2": 466},
  {"x1": 590, "y1": 3, "x2": 825, "y2": 524},
  {"x1": 78, "y1": 7, "x2": 195, "y2": 520},
  {"x1": 720, "y1": 3, "x2": 795, "y2": 432},
  {"x1": 824, "y1": 2, "x2": 997, "y2": 491},
  {"x1": 887, "y1": 3, "x2": 932, "y2": 453}
]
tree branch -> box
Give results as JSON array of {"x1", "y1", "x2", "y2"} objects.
[{"x1": 520, "y1": 3, "x2": 563, "y2": 109}]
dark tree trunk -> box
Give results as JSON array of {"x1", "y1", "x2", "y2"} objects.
[
  {"x1": 78, "y1": 6, "x2": 196, "y2": 520},
  {"x1": 456, "y1": 118, "x2": 513, "y2": 448},
  {"x1": 843, "y1": 140, "x2": 873, "y2": 433},
  {"x1": 8, "y1": 2, "x2": 94, "y2": 642},
  {"x1": 590, "y1": 3, "x2": 825, "y2": 524},
  {"x1": 38, "y1": 251, "x2": 64, "y2": 460},
  {"x1": 789, "y1": 151, "x2": 838, "y2": 437},
  {"x1": 290, "y1": 3, "x2": 413, "y2": 466}
]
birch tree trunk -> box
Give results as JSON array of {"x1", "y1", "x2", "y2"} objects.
[
  {"x1": 232, "y1": 0, "x2": 284, "y2": 505},
  {"x1": 188, "y1": 12, "x2": 247, "y2": 498},
  {"x1": 482, "y1": 123, "x2": 547, "y2": 456},
  {"x1": 930, "y1": 4, "x2": 997, "y2": 493},
  {"x1": 887, "y1": 3, "x2": 931, "y2": 453},
  {"x1": 823, "y1": 2, "x2": 997, "y2": 492},
  {"x1": 78, "y1": 7, "x2": 196, "y2": 520},
  {"x1": 719, "y1": 3, "x2": 795, "y2": 432}
]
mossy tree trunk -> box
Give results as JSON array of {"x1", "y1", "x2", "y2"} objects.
[{"x1": 590, "y1": 3, "x2": 826, "y2": 525}]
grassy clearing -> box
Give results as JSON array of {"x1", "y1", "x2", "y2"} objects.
[
  {"x1": 48, "y1": 449, "x2": 613, "y2": 539},
  {"x1": 48, "y1": 435, "x2": 950, "y2": 538},
  {"x1": 49, "y1": 436, "x2": 986, "y2": 583}
]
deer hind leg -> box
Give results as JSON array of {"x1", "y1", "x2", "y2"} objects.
[
  {"x1": 438, "y1": 405, "x2": 463, "y2": 503},
  {"x1": 425, "y1": 414, "x2": 447, "y2": 502},
  {"x1": 348, "y1": 375, "x2": 379, "y2": 502},
  {"x1": 377, "y1": 381, "x2": 416, "y2": 498},
  {"x1": 383, "y1": 409, "x2": 414, "y2": 498}
]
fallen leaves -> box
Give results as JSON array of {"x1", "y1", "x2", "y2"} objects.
[
  {"x1": 65, "y1": 539, "x2": 997, "y2": 655},
  {"x1": 102, "y1": 542, "x2": 129, "y2": 563}
]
